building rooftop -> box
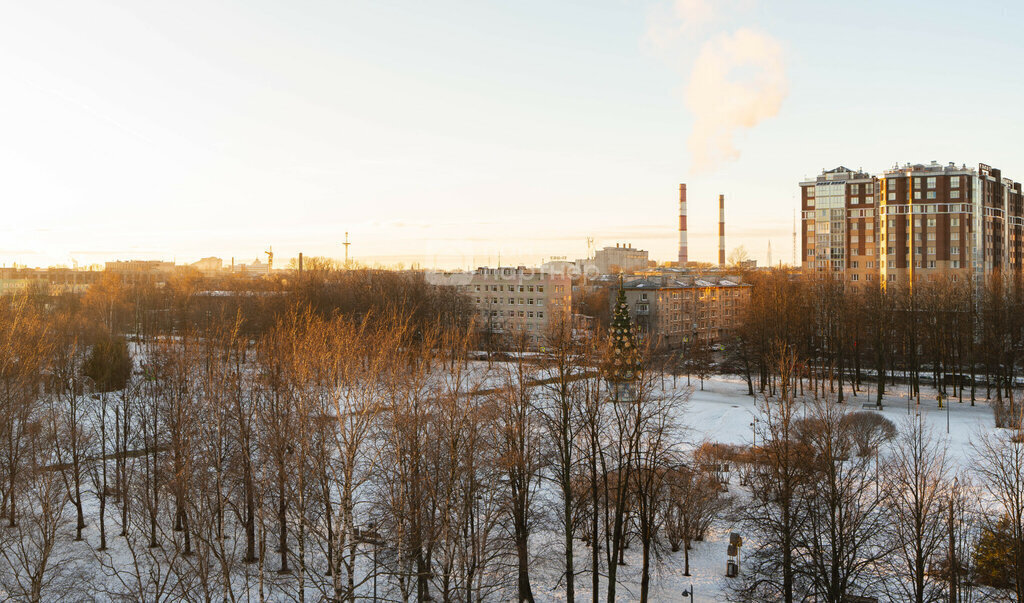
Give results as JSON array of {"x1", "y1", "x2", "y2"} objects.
[
  {"x1": 621, "y1": 277, "x2": 749, "y2": 290},
  {"x1": 801, "y1": 165, "x2": 874, "y2": 186},
  {"x1": 883, "y1": 160, "x2": 973, "y2": 176}
]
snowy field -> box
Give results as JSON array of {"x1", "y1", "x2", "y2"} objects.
[
  {"x1": 7, "y1": 371, "x2": 1005, "y2": 602},
  {"x1": 526, "y1": 375, "x2": 998, "y2": 602}
]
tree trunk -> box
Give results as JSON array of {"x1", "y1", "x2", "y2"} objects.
[
  {"x1": 640, "y1": 536, "x2": 651, "y2": 602},
  {"x1": 278, "y1": 476, "x2": 289, "y2": 573}
]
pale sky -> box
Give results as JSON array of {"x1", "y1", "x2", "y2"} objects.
[{"x1": 3, "y1": 0, "x2": 1024, "y2": 269}]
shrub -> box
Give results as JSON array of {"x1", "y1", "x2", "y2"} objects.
[{"x1": 841, "y1": 411, "x2": 896, "y2": 457}]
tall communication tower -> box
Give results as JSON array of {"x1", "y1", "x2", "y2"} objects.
[
  {"x1": 343, "y1": 232, "x2": 351, "y2": 267},
  {"x1": 792, "y1": 206, "x2": 797, "y2": 266}
]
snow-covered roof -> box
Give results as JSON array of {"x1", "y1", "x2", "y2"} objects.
[
  {"x1": 622, "y1": 278, "x2": 673, "y2": 289},
  {"x1": 622, "y1": 277, "x2": 750, "y2": 290}
]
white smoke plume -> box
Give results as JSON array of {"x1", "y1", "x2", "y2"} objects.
[{"x1": 685, "y1": 27, "x2": 786, "y2": 173}]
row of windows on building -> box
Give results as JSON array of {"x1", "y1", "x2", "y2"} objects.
[
  {"x1": 846, "y1": 255, "x2": 964, "y2": 267},
  {"x1": 884, "y1": 233, "x2": 961, "y2": 242},
  {"x1": 810, "y1": 216, "x2": 964, "y2": 231},
  {"x1": 476, "y1": 297, "x2": 546, "y2": 306},
  {"x1": 650, "y1": 307, "x2": 733, "y2": 320},
  {"x1": 636, "y1": 291, "x2": 740, "y2": 302},
  {"x1": 849, "y1": 271, "x2": 955, "y2": 282},
  {"x1": 882, "y1": 246, "x2": 961, "y2": 256},
  {"x1": 478, "y1": 309, "x2": 545, "y2": 319},
  {"x1": 806, "y1": 197, "x2": 874, "y2": 207},
  {"x1": 811, "y1": 193, "x2": 971, "y2": 208},
  {"x1": 886, "y1": 176, "x2": 963, "y2": 191},
  {"x1": 660, "y1": 322, "x2": 722, "y2": 334},
  {"x1": 813, "y1": 258, "x2": 964, "y2": 271},
  {"x1": 907, "y1": 176, "x2": 961, "y2": 189},
  {"x1": 638, "y1": 292, "x2": 737, "y2": 300},
  {"x1": 807, "y1": 176, "x2": 965, "y2": 196},
  {"x1": 473, "y1": 283, "x2": 567, "y2": 293},
  {"x1": 637, "y1": 302, "x2": 735, "y2": 327},
  {"x1": 642, "y1": 300, "x2": 737, "y2": 310},
  {"x1": 808, "y1": 246, "x2": 961, "y2": 258},
  {"x1": 812, "y1": 231, "x2": 959, "y2": 244},
  {"x1": 888, "y1": 190, "x2": 965, "y2": 201},
  {"x1": 807, "y1": 182, "x2": 879, "y2": 198}
]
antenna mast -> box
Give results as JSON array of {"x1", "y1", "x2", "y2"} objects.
[
  {"x1": 343, "y1": 232, "x2": 351, "y2": 267},
  {"x1": 792, "y1": 206, "x2": 797, "y2": 266}
]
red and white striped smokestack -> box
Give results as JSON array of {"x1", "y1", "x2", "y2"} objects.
[
  {"x1": 678, "y1": 183, "x2": 687, "y2": 267},
  {"x1": 718, "y1": 194, "x2": 726, "y2": 268}
]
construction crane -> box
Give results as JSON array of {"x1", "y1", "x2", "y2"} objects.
[{"x1": 265, "y1": 246, "x2": 273, "y2": 273}]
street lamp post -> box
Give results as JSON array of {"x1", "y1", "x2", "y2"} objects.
[
  {"x1": 681, "y1": 583, "x2": 694, "y2": 602},
  {"x1": 749, "y1": 418, "x2": 759, "y2": 449}
]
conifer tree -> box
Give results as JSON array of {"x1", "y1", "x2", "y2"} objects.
[{"x1": 605, "y1": 281, "x2": 640, "y2": 402}]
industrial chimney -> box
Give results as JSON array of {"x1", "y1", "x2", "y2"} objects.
[
  {"x1": 678, "y1": 184, "x2": 687, "y2": 267},
  {"x1": 718, "y1": 194, "x2": 726, "y2": 268}
]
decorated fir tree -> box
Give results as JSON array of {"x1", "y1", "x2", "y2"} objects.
[{"x1": 605, "y1": 279, "x2": 641, "y2": 401}]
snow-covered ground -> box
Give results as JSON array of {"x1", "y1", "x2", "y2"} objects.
[
  {"x1": 525, "y1": 375, "x2": 998, "y2": 602},
  {"x1": 5, "y1": 372, "x2": 1005, "y2": 602}
]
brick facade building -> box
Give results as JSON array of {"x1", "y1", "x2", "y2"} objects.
[
  {"x1": 801, "y1": 162, "x2": 1024, "y2": 284},
  {"x1": 618, "y1": 276, "x2": 750, "y2": 348}
]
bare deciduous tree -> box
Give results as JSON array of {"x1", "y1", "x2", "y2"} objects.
[
  {"x1": 973, "y1": 426, "x2": 1024, "y2": 600},
  {"x1": 0, "y1": 416, "x2": 75, "y2": 603},
  {"x1": 493, "y1": 328, "x2": 541, "y2": 603},
  {"x1": 735, "y1": 340, "x2": 816, "y2": 603},
  {"x1": 884, "y1": 416, "x2": 951, "y2": 603}
]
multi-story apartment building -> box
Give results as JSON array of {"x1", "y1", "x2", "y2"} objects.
[
  {"x1": 619, "y1": 276, "x2": 750, "y2": 348},
  {"x1": 801, "y1": 166, "x2": 879, "y2": 283},
  {"x1": 460, "y1": 266, "x2": 572, "y2": 347},
  {"x1": 801, "y1": 162, "x2": 1024, "y2": 284}
]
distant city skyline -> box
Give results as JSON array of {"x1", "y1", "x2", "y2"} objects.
[{"x1": 4, "y1": 0, "x2": 1024, "y2": 269}]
